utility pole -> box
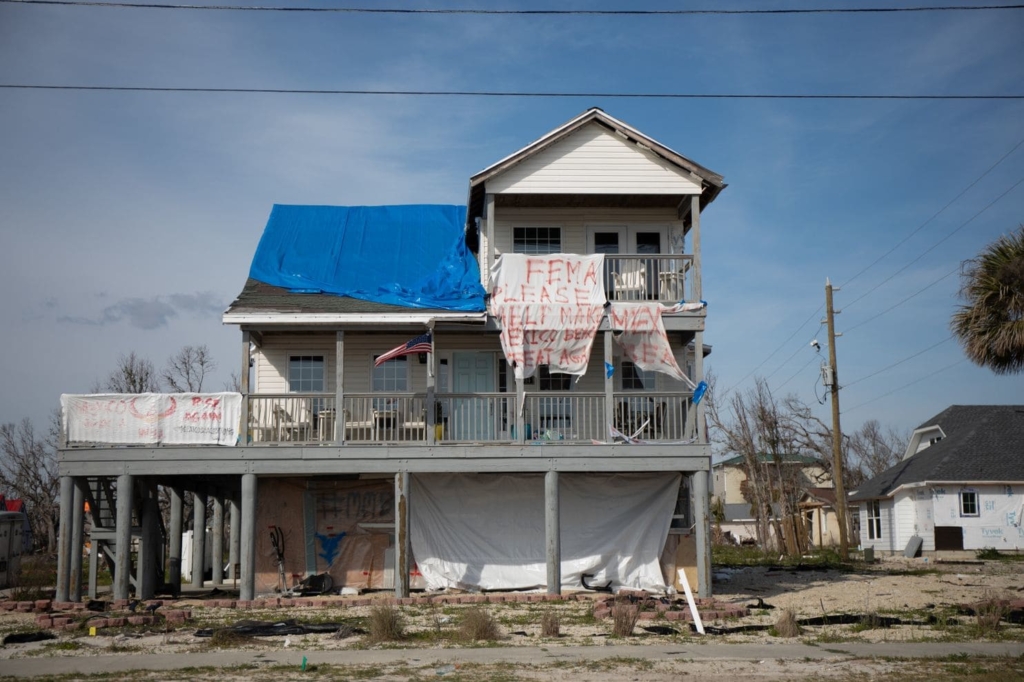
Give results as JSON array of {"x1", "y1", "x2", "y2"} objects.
[{"x1": 825, "y1": 278, "x2": 851, "y2": 560}]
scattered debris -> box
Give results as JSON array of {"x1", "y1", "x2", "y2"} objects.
[
  {"x1": 3, "y1": 631, "x2": 57, "y2": 645},
  {"x1": 195, "y1": 619, "x2": 360, "y2": 638}
]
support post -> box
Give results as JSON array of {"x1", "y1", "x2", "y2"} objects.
[
  {"x1": 690, "y1": 194, "x2": 702, "y2": 302},
  {"x1": 228, "y1": 496, "x2": 240, "y2": 585},
  {"x1": 826, "y1": 278, "x2": 851, "y2": 560},
  {"x1": 240, "y1": 330, "x2": 251, "y2": 444},
  {"x1": 426, "y1": 325, "x2": 436, "y2": 445},
  {"x1": 485, "y1": 193, "x2": 495, "y2": 281},
  {"x1": 692, "y1": 470, "x2": 711, "y2": 598},
  {"x1": 603, "y1": 331, "x2": 615, "y2": 437},
  {"x1": 545, "y1": 470, "x2": 561, "y2": 595},
  {"x1": 239, "y1": 474, "x2": 257, "y2": 601},
  {"x1": 335, "y1": 331, "x2": 345, "y2": 442},
  {"x1": 88, "y1": 532, "x2": 99, "y2": 599},
  {"x1": 55, "y1": 476, "x2": 73, "y2": 602},
  {"x1": 515, "y1": 376, "x2": 525, "y2": 443},
  {"x1": 113, "y1": 474, "x2": 134, "y2": 601},
  {"x1": 69, "y1": 478, "x2": 85, "y2": 602},
  {"x1": 211, "y1": 494, "x2": 225, "y2": 586},
  {"x1": 394, "y1": 472, "x2": 411, "y2": 598},
  {"x1": 693, "y1": 331, "x2": 706, "y2": 444},
  {"x1": 168, "y1": 487, "x2": 184, "y2": 591},
  {"x1": 191, "y1": 490, "x2": 208, "y2": 588},
  {"x1": 139, "y1": 480, "x2": 160, "y2": 600}
]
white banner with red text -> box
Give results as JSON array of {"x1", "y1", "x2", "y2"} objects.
[{"x1": 61, "y1": 393, "x2": 241, "y2": 446}]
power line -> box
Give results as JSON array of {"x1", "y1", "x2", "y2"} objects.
[
  {"x1": 839, "y1": 135, "x2": 1024, "y2": 291},
  {"x1": 843, "y1": 265, "x2": 959, "y2": 334},
  {"x1": 5, "y1": 1, "x2": 1024, "y2": 14},
  {"x1": 2, "y1": 84, "x2": 1023, "y2": 100},
  {"x1": 842, "y1": 358, "x2": 966, "y2": 414},
  {"x1": 842, "y1": 174, "x2": 1024, "y2": 311},
  {"x1": 720, "y1": 315, "x2": 823, "y2": 396},
  {"x1": 843, "y1": 335, "x2": 953, "y2": 389},
  {"x1": 765, "y1": 325, "x2": 822, "y2": 381},
  {"x1": 775, "y1": 354, "x2": 819, "y2": 391}
]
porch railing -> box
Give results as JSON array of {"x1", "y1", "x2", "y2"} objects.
[
  {"x1": 248, "y1": 393, "x2": 336, "y2": 444},
  {"x1": 246, "y1": 390, "x2": 694, "y2": 444},
  {"x1": 342, "y1": 393, "x2": 428, "y2": 443},
  {"x1": 524, "y1": 393, "x2": 606, "y2": 442},
  {"x1": 612, "y1": 392, "x2": 693, "y2": 441},
  {"x1": 604, "y1": 254, "x2": 694, "y2": 303}
]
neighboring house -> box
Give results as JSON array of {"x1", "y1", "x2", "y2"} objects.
[
  {"x1": 56, "y1": 108, "x2": 726, "y2": 603},
  {"x1": 712, "y1": 453, "x2": 830, "y2": 546},
  {"x1": 850, "y1": 405, "x2": 1024, "y2": 554}
]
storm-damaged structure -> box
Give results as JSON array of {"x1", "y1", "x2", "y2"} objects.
[{"x1": 55, "y1": 108, "x2": 725, "y2": 603}]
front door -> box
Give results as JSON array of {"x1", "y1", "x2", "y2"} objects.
[{"x1": 452, "y1": 352, "x2": 496, "y2": 441}]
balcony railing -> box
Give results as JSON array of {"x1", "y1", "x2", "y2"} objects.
[
  {"x1": 249, "y1": 393, "x2": 336, "y2": 444},
  {"x1": 247, "y1": 392, "x2": 694, "y2": 445},
  {"x1": 604, "y1": 254, "x2": 694, "y2": 303}
]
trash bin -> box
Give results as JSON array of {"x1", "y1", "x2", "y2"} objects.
[{"x1": 863, "y1": 547, "x2": 875, "y2": 563}]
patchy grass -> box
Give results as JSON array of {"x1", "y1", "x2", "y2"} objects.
[
  {"x1": 976, "y1": 548, "x2": 1024, "y2": 562},
  {"x1": 712, "y1": 544, "x2": 852, "y2": 570}
]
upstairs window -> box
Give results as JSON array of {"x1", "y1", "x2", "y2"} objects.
[
  {"x1": 960, "y1": 490, "x2": 979, "y2": 517},
  {"x1": 288, "y1": 355, "x2": 324, "y2": 393},
  {"x1": 513, "y1": 227, "x2": 561, "y2": 254}
]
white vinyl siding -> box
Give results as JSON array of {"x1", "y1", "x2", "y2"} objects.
[
  {"x1": 486, "y1": 123, "x2": 703, "y2": 195},
  {"x1": 254, "y1": 332, "x2": 695, "y2": 396},
  {"x1": 893, "y1": 490, "x2": 918, "y2": 551},
  {"x1": 492, "y1": 207, "x2": 684, "y2": 257},
  {"x1": 860, "y1": 499, "x2": 896, "y2": 552}
]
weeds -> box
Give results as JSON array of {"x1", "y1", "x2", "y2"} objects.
[
  {"x1": 366, "y1": 602, "x2": 405, "y2": 643},
  {"x1": 540, "y1": 610, "x2": 560, "y2": 637},
  {"x1": 976, "y1": 548, "x2": 1024, "y2": 562},
  {"x1": 772, "y1": 609, "x2": 801, "y2": 638},
  {"x1": 458, "y1": 607, "x2": 501, "y2": 642},
  {"x1": 610, "y1": 600, "x2": 644, "y2": 638}
]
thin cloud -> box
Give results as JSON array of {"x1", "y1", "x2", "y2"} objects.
[{"x1": 58, "y1": 292, "x2": 225, "y2": 330}]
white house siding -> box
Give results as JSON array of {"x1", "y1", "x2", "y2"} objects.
[
  {"x1": 486, "y1": 123, "x2": 704, "y2": 195},
  {"x1": 254, "y1": 333, "x2": 337, "y2": 394},
  {"x1": 859, "y1": 499, "x2": 897, "y2": 553},
  {"x1": 255, "y1": 331, "x2": 694, "y2": 396},
  {"x1": 931, "y1": 484, "x2": 1024, "y2": 551},
  {"x1": 893, "y1": 490, "x2": 918, "y2": 552}
]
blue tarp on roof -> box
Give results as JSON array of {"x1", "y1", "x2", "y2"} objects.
[{"x1": 249, "y1": 204, "x2": 486, "y2": 312}]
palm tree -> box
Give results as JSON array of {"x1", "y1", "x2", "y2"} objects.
[{"x1": 951, "y1": 225, "x2": 1024, "y2": 374}]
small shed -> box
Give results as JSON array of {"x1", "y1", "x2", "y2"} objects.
[{"x1": 0, "y1": 511, "x2": 25, "y2": 589}]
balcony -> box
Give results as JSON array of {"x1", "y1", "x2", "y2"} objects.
[
  {"x1": 245, "y1": 391, "x2": 695, "y2": 445},
  {"x1": 603, "y1": 254, "x2": 694, "y2": 303}
]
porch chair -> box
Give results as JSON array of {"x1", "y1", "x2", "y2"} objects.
[
  {"x1": 343, "y1": 407, "x2": 376, "y2": 441},
  {"x1": 400, "y1": 406, "x2": 427, "y2": 441},
  {"x1": 272, "y1": 404, "x2": 310, "y2": 441},
  {"x1": 612, "y1": 262, "x2": 647, "y2": 300}
]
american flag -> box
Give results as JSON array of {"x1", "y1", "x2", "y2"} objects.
[{"x1": 374, "y1": 332, "x2": 433, "y2": 367}]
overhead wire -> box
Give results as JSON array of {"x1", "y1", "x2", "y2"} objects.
[
  {"x1": 729, "y1": 137, "x2": 1024, "y2": 399},
  {"x1": 841, "y1": 174, "x2": 1024, "y2": 312},
  {"x1": 842, "y1": 358, "x2": 966, "y2": 414},
  {"x1": 5, "y1": 1, "x2": 1024, "y2": 14},
  {"x1": 1, "y1": 84, "x2": 1023, "y2": 100},
  {"x1": 838, "y1": 135, "x2": 1024, "y2": 291},
  {"x1": 842, "y1": 335, "x2": 953, "y2": 389}
]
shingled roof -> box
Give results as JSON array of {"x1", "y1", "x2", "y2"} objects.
[
  {"x1": 225, "y1": 278, "x2": 453, "y2": 316},
  {"x1": 850, "y1": 405, "x2": 1024, "y2": 501}
]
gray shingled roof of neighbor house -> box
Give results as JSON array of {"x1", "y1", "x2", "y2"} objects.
[{"x1": 850, "y1": 405, "x2": 1024, "y2": 501}]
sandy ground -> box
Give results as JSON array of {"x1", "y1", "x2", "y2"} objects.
[{"x1": 1, "y1": 556, "x2": 1022, "y2": 680}]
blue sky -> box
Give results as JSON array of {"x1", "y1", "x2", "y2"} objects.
[{"x1": 1, "y1": 0, "x2": 1022, "y2": 439}]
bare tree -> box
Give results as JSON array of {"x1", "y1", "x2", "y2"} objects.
[
  {"x1": 848, "y1": 420, "x2": 908, "y2": 481},
  {"x1": 163, "y1": 344, "x2": 217, "y2": 392},
  {"x1": 0, "y1": 413, "x2": 60, "y2": 553},
  {"x1": 96, "y1": 352, "x2": 160, "y2": 393},
  {"x1": 223, "y1": 371, "x2": 242, "y2": 392}
]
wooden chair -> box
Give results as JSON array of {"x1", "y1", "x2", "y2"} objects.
[
  {"x1": 343, "y1": 407, "x2": 376, "y2": 441},
  {"x1": 273, "y1": 404, "x2": 309, "y2": 441}
]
